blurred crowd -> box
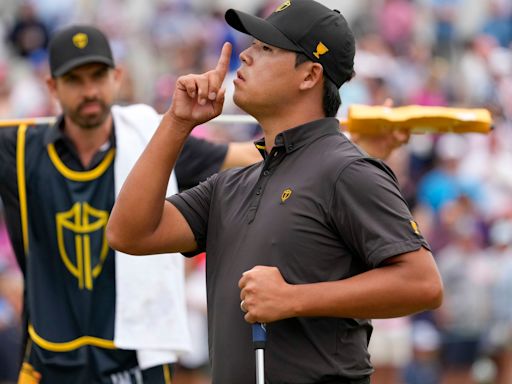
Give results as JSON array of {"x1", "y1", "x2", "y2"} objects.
[{"x1": 0, "y1": 0, "x2": 511, "y2": 383}]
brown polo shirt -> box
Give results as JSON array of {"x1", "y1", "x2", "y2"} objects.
[{"x1": 169, "y1": 117, "x2": 430, "y2": 384}]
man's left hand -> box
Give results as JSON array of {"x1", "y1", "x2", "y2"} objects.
[{"x1": 238, "y1": 265, "x2": 294, "y2": 323}]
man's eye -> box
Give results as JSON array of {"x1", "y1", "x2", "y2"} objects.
[
  {"x1": 94, "y1": 71, "x2": 108, "y2": 80},
  {"x1": 262, "y1": 45, "x2": 272, "y2": 52},
  {"x1": 64, "y1": 76, "x2": 79, "y2": 83}
]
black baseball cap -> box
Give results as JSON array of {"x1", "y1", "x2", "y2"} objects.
[
  {"x1": 48, "y1": 25, "x2": 115, "y2": 77},
  {"x1": 225, "y1": 0, "x2": 355, "y2": 88}
]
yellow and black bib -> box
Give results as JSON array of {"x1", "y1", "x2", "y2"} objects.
[{"x1": 17, "y1": 124, "x2": 118, "y2": 353}]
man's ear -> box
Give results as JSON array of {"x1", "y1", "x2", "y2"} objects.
[
  {"x1": 299, "y1": 62, "x2": 323, "y2": 91},
  {"x1": 113, "y1": 67, "x2": 123, "y2": 82},
  {"x1": 45, "y1": 76, "x2": 57, "y2": 98},
  {"x1": 112, "y1": 66, "x2": 123, "y2": 93}
]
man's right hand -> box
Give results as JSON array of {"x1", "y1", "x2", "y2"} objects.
[
  {"x1": 349, "y1": 98, "x2": 410, "y2": 160},
  {"x1": 167, "y1": 42, "x2": 232, "y2": 132}
]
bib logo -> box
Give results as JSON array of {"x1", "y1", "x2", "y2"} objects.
[
  {"x1": 72, "y1": 33, "x2": 88, "y2": 49},
  {"x1": 313, "y1": 42, "x2": 329, "y2": 59},
  {"x1": 281, "y1": 188, "x2": 292, "y2": 203},
  {"x1": 56, "y1": 202, "x2": 109, "y2": 290},
  {"x1": 275, "y1": 0, "x2": 291, "y2": 12}
]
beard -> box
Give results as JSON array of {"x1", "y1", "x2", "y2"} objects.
[{"x1": 64, "y1": 98, "x2": 111, "y2": 130}]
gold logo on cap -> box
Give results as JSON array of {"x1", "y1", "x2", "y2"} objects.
[
  {"x1": 275, "y1": 0, "x2": 291, "y2": 12},
  {"x1": 281, "y1": 188, "x2": 292, "y2": 203},
  {"x1": 313, "y1": 42, "x2": 329, "y2": 59},
  {"x1": 72, "y1": 33, "x2": 88, "y2": 49}
]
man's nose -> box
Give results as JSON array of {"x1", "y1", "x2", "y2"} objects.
[
  {"x1": 239, "y1": 48, "x2": 252, "y2": 65},
  {"x1": 82, "y1": 80, "x2": 99, "y2": 98}
]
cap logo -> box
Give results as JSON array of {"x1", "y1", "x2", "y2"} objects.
[
  {"x1": 275, "y1": 0, "x2": 291, "y2": 12},
  {"x1": 313, "y1": 42, "x2": 329, "y2": 59},
  {"x1": 72, "y1": 33, "x2": 88, "y2": 49},
  {"x1": 281, "y1": 188, "x2": 292, "y2": 203}
]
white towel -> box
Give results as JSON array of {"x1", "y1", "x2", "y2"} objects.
[{"x1": 111, "y1": 104, "x2": 191, "y2": 369}]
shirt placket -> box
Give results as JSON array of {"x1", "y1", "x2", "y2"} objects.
[{"x1": 246, "y1": 147, "x2": 283, "y2": 224}]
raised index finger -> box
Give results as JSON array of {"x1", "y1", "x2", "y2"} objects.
[{"x1": 214, "y1": 42, "x2": 232, "y2": 81}]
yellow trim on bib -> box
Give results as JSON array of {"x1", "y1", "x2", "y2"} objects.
[
  {"x1": 28, "y1": 324, "x2": 116, "y2": 352},
  {"x1": 163, "y1": 364, "x2": 173, "y2": 384},
  {"x1": 16, "y1": 124, "x2": 29, "y2": 254},
  {"x1": 47, "y1": 143, "x2": 115, "y2": 181}
]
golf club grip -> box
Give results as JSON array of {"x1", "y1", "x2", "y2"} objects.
[{"x1": 252, "y1": 323, "x2": 267, "y2": 350}]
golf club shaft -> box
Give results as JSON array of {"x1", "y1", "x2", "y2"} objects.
[{"x1": 255, "y1": 348, "x2": 265, "y2": 384}]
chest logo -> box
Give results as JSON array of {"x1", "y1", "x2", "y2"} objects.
[
  {"x1": 72, "y1": 33, "x2": 88, "y2": 49},
  {"x1": 56, "y1": 202, "x2": 110, "y2": 290},
  {"x1": 281, "y1": 188, "x2": 292, "y2": 203}
]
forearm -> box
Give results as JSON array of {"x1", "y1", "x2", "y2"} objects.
[
  {"x1": 349, "y1": 129, "x2": 409, "y2": 161},
  {"x1": 240, "y1": 250, "x2": 443, "y2": 324},
  {"x1": 289, "y1": 261, "x2": 442, "y2": 319},
  {"x1": 107, "y1": 113, "x2": 193, "y2": 252},
  {"x1": 345, "y1": 98, "x2": 410, "y2": 161},
  {"x1": 221, "y1": 141, "x2": 262, "y2": 170}
]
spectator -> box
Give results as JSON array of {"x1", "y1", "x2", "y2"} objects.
[
  {"x1": 8, "y1": 1, "x2": 49, "y2": 58},
  {"x1": 0, "y1": 208, "x2": 22, "y2": 384},
  {"x1": 485, "y1": 219, "x2": 512, "y2": 384},
  {"x1": 435, "y1": 202, "x2": 493, "y2": 384},
  {"x1": 481, "y1": 0, "x2": 512, "y2": 48},
  {"x1": 403, "y1": 320, "x2": 442, "y2": 384}
]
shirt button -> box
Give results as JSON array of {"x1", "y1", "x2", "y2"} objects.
[
  {"x1": 288, "y1": 144, "x2": 294, "y2": 150},
  {"x1": 263, "y1": 170, "x2": 270, "y2": 176}
]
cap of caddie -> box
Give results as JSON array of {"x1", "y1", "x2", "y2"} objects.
[{"x1": 48, "y1": 25, "x2": 115, "y2": 77}]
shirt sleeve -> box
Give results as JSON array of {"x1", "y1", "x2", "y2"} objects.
[
  {"x1": 175, "y1": 135, "x2": 228, "y2": 191},
  {"x1": 167, "y1": 173, "x2": 218, "y2": 255},
  {"x1": 331, "y1": 158, "x2": 430, "y2": 268}
]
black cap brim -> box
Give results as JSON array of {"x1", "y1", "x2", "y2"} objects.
[
  {"x1": 225, "y1": 9, "x2": 299, "y2": 52},
  {"x1": 52, "y1": 55, "x2": 114, "y2": 77}
]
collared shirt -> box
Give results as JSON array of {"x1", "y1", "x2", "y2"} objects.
[
  {"x1": 43, "y1": 115, "x2": 116, "y2": 171},
  {"x1": 169, "y1": 117, "x2": 430, "y2": 383}
]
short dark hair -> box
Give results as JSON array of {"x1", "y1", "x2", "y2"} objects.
[{"x1": 295, "y1": 53, "x2": 353, "y2": 117}]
